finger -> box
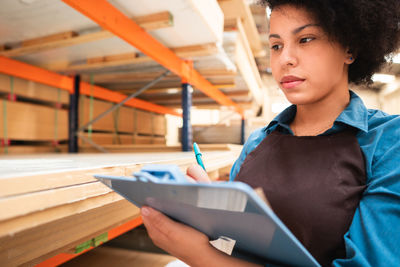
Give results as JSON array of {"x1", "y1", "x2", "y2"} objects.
[
  {"x1": 141, "y1": 206, "x2": 177, "y2": 239},
  {"x1": 141, "y1": 207, "x2": 170, "y2": 246},
  {"x1": 185, "y1": 176, "x2": 196, "y2": 183},
  {"x1": 186, "y1": 164, "x2": 211, "y2": 183}
]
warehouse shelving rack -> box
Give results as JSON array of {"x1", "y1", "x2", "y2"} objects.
[{"x1": 0, "y1": 0, "x2": 248, "y2": 265}]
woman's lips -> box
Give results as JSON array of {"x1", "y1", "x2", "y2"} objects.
[{"x1": 280, "y1": 76, "x2": 305, "y2": 89}]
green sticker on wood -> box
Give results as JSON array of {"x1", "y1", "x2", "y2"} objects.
[
  {"x1": 74, "y1": 232, "x2": 108, "y2": 253},
  {"x1": 75, "y1": 239, "x2": 93, "y2": 254},
  {"x1": 93, "y1": 232, "x2": 108, "y2": 247}
]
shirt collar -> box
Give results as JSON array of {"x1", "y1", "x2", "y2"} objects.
[{"x1": 264, "y1": 90, "x2": 369, "y2": 133}]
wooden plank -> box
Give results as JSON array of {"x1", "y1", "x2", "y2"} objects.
[
  {"x1": 0, "y1": 182, "x2": 111, "y2": 222},
  {"x1": 78, "y1": 143, "x2": 240, "y2": 153},
  {"x1": 0, "y1": 73, "x2": 69, "y2": 104},
  {"x1": 79, "y1": 97, "x2": 164, "y2": 134},
  {"x1": 0, "y1": 151, "x2": 240, "y2": 198},
  {"x1": 0, "y1": 145, "x2": 67, "y2": 155},
  {"x1": 0, "y1": 192, "x2": 122, "y2": 239},
  {"x1": 153, "y1": 136, "x2": 166, "y2": 144},
  {"x1": 235, "y1": 18, "x2": 263, "y2": 105},
  {"x1": 173, "y1": 43, "x2": 219, "y2": 58},
  {"x1": 0, "y1": 12, "x2": 174, "y2": 57},
  {"x1": 115, "y1": 106, "x2": 135, "y2": 133},
  {"x1": 79, "y1": 97, "x2": 115, "y2": 132},
  {"x1": 153, "y1": 114, "x2": 166, "y2": 136},
  {"x1": 0, "y1": 150, "x2": 238, "y2": 266},
  {"x1": 22, "y1": 31, "x2": 78, "y2": 47},
  {"x1": 87, "y1": 52, "x2": 137, "y2": 65},
  {"x1": 133, "y1": 11, "x2": 173, "y2": 31},
  {"x1": 0, "y1": 30, "x2": 112, "y2": 57},
  {"x1": 144, "y1": 90, "x2": 249, "y2": 102},
  {"x1": 0, "y1": 100, "x2": 68, "y2": 141},
  {"x1": 79, "y1": 133, "x2": 134, "y2": 145},
  {"x1": 53, "y1": 43, "x2": 219, "y2": 72},
  {"x1": 218, "y1": 0, "x2": 265, "y2": 57},
  {"x1": 136, "y1": 110, "x2": 153, "y2": 135},
  {"x1": 193, "y1": 124, "x2": 242, "y2": 144},
  {"x1": 0, "y1": 44, "x2": 10, "y2": 52},
  {"x1": 133, "y1": 135, "x2": 154, "y2": 144},
  {"x1": 0, "y1": 199, "x2": 140, "y2": 266},
  {"x1": 88, "y1": 68, "x2": 236, "y2": 84},
  {"x1": 0, "y1": 161, "x2": 130, "y2": 198},
  {"x1": 62, "y1": 247, "x2": 177, "y2": 267}
]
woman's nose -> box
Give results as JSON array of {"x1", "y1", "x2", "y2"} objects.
[{"x1": 280, "y1": 46, "x2": 298, "y2": 67}]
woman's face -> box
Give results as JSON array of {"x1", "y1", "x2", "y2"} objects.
[{"x1": 269, "y1": 5, "x2": 351, "y2": 105}]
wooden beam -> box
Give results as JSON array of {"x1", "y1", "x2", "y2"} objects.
[
  {"x1": 62, "y1": 0, "x2": 244, "y2": 117},
  {"x1": 218, "y1": 0, "x2": 265, "y2": 57},
  {"x1": 0, "y1": 11, "x2": 173, "y2": 57},
  {"x1": 22, "y1": 31, "x2": 78, "y2": 47},
  {"x1": 141, "y1": 90, "x2": 250, "y2": 102},
  {"x1": 159, "y1": 99, "x2": 253, "y2": 109},
  {"x1": 103, "y1": 78, "x2": 236, "y2": 92},
  {"x1": 235, "y1": 18, "x2": 264, "y2": 105},
  {"x1": 50, "y1": 43, "x2": 219, "y2": 72},
  {"x1": 86, "y1": 52, "x2": 137, "y2": 64},
  {"x1": 112, "y1": 84, "x2": 235, "y2": 95},
  {"x1": 133, "y1": 11, "x2": 173, "y2": 31},
  {"x1": 85, "y1": 69, "x2": 236, "y2": 83}
]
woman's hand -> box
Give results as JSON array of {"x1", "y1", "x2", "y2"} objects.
[
  {"x1": 141, "y1": 206, "x2": 214, "y2": 266},
  {"x1": 186, "y1": 164, "x2": 211, "y2": 183},
  {"x1": 141, "y1": 207, "x2": 262, "y2": 267}
]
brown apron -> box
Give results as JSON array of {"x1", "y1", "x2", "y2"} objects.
[{"x1": 235, "y1": 129, "x2": 366, "y2": 266}]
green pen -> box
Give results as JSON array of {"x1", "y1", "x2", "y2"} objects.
[{"x1": 193, "y1": 142, "x2": 206, "y2": 171}]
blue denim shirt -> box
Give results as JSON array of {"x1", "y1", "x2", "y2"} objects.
[{"x1": 230, "y1": 91, "x2": 400, "y2": 266}]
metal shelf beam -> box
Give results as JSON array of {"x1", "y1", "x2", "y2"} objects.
[
  {"x1": 0, "y1": 56, "x2": 181, "y2": 117},
  {"x1": 62, "y1": 0, "x2": 244, "y2": 118}
]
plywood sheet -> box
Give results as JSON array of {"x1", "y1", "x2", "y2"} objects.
[
  {"x1": 0, "y1": 145, "x2": 67, "y2": 155},
  {"x1": 193, "y1": 125, "x2": 242, "y2": 144},
  {"x1": 0, "y1": 100, "x2": 68, "y2": 141},
  {"x1": 115, "y1": 106, "x2": 134, "y2": 133},
  {"x1": 0, "y1": 182, "x2": 111, "y2": 221},
  {"x1": 0, "y1": 73, "x2": 69, "y2": 104},
  {"x1": 136, "y1": 110, "x2": 153, "y2": 135},
  {"x1": 0, "y1": 151, "x2": 239, "y2": 197},
  {"x1": 79, "y1": 133, "x2": 134, "y2": 146},
  {"x1": 153, "y1": 114, "x2": 167, "y2": 136},
  {"x1": 80, "y1": 97, "x2": 115, "y2": 132}
]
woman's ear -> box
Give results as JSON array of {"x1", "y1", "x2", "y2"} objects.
[{"x1": 345, "y1": 49, "x2": 355, "y2": 64}]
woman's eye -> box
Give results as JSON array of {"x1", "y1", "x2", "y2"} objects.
[
  {"x1": 270, "y1": 44, "x2": 282, "y2": 51},
  {"x1": 300, "y1": 37, "x2": 314, "y2": 44}
]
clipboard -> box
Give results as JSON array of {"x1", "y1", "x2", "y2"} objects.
[{"x1": 95, "y1": 164, "x2": 320, "y2": 267}]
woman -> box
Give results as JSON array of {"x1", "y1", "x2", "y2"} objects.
[{"x1": 141, "y1": 0, "x2": 400, "y2": 266}]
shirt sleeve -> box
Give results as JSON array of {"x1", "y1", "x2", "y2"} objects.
[{"x1": 332, "y1": 122, "x2": 400, "y2": 266}]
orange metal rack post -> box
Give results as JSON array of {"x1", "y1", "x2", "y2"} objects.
[{"x1": 62, "y1": 0, "x2": 244, "y2": 118}]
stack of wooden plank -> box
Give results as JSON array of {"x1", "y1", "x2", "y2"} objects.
[
  {"x1": 79, "y1": 96, "x2": 167, "y2": 146},
  {"x1": 0, "y1": 73, "x2": 69, "y2": 154},
  {"x1": 0, "y1": 146, "x2": 241, "y2": 266}
]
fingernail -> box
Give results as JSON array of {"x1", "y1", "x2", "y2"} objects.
[{"x1": 141, "y1": 207, "x2": 150, "y2": 217}]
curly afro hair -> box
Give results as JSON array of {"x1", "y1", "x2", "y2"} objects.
[{"x1": 261, "y1": 0, "x2": 400, "y2": 85}]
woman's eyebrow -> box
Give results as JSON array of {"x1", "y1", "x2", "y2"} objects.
[
  {"x1": 269, "y1": 23, "x2": 320, "y2": 39},
  {"x1": 292, "y1": 23, "x2": 320, "y2": 34}
]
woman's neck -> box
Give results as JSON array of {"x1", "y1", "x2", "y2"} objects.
[{"x1": 291, "y1": 89, "x2": 350, "y2": 136}]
